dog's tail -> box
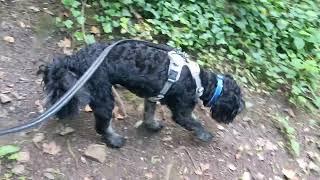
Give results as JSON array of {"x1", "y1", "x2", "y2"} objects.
[{"x1": 38, "y1": 57, "x2": 90, "y2": 119}]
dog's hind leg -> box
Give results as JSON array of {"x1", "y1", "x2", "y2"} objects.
[
  {"x1": 142, "y1": 98, "x2": 164, "y2": 132},
  {"x1": 89, "y1": 83, "x2": 126, "y2": 148},
  {"x1": 167, "y1": 100, "x2": 213, "y2": 142}
]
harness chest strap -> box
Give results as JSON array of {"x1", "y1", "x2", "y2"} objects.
[{"x1": 148, "y1": 51, "x2": 203, "y2": 102}]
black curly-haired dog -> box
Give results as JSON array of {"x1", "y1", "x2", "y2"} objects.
[{"x1": 40, "y1": 41, "x2": 245, "y2": 148}]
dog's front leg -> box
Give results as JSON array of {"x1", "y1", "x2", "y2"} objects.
[
  {"x1": 90, "y1": 86, "x2": 126, "y2": 148},
  {"x1": 168, "y1": 102, "x2": 213, "y2": 142},
  {"x1": 142, "y1": 98, "x2": 164, "y2": 132}
]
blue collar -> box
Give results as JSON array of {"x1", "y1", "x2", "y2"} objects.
[{"x1": 207, "y1": 75, "x2": 224, "y2": 106}]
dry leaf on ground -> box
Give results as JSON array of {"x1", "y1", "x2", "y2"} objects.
[{"x1": 42, "y1": 141, "x2": 61, "y2": 155}]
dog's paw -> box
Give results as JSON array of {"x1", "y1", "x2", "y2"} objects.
[
  {"x1": 103, "y1": 134, "x2": 126, "y2": 148},
  {"x1": 195, "y1": 131, "x2": 213, "y2": 142},
  {"x1": 142, "y1": 120, "x2": 164, "y2": 132}
]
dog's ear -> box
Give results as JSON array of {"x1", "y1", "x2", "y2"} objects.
[{"x1": 210, "y1": 74, "x2": 244, "y2": 123}]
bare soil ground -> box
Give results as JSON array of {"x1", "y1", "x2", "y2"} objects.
[{"x1": 0, "y1": 1, "x2": 319, "y2": 180}]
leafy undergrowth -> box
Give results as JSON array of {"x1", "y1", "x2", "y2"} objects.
[
  {"x1": 273, "y1": 115, "x2": 300, "y2": 157},
  {"x1": 58, "y1": 0, "x2": 320, "y2": 111}
]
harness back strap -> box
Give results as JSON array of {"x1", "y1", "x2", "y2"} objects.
[{"x1": 148, "y1": 50, "x2": 203, "y2": 102}]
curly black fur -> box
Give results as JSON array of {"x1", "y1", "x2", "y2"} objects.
[{"x1": 40, "y1": 41, "x2": 245, "y2": 148}]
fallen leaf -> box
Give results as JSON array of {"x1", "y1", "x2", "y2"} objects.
[
  {"x1": 3, "y1": 36, "x2": 15, "y2": 43},
  {"x1": 200, "y1": 163, "x2": 210, "y2": 172},
  {"x1": 12, "y1": 164, "x2": 25, "y2": 175},
  {"x1": 282, "y1": 169, "x2": 298, "y2": 180},
  {"x1": 84, "y1": 144, "x2": 107, "y2": 163},
  {"x1": 84, "y1": 105, "x2": 92, "y2": 112},
  {"x1": 90, "y1": 26, "x2": 100, "y2": 34},
  {"x1": 17, "y1": 151, "x2": 30, "y2": 162},
  {"x1": 228, "y1": 163, "x2": 237, "y2": 171},
  {"x1": 113, "y1": 106, "x2": 124, "y2": 120},
  {"x1": 241, "y1": 171, "x2": 251, "y2": 180},
  {"x1": 0, "y1": 94, "x2": 12, "y2": 104},
  {"x1": 42, "y1": 141, "x2": 61, "y2": 155},
  {"x1": 32, "y1": 133, "x2": 45, "y2": 143},
  {"x1": 57, "y1": 37, "x2": 71, "y2": 48}
]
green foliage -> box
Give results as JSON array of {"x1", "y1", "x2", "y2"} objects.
[
  {"x1": 59, "y1": 0, "x2": 320, "y2": 110},
  {"x1": 0, "y1": 145, "x2": 20, "y2": 158},
  {"x1": 273, "y1": 115, "x2": 300, "y2": 157}
]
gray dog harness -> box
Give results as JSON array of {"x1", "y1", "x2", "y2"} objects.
[{"x1": 148, "y1": 50, "x2": 204, "y2": 102}]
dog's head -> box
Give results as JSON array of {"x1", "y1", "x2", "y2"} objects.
[
  {"x1": 202, "y1": 73, "x2": 245, "y2": 124},
  {"x1": 37, "y1": 57, "x2": 90, "y2": 119}
]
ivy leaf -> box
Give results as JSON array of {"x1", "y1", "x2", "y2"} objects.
[
  {"x1": 276, "y1": 19, "x2": 288, "y2": 30},
  {"x1": 290, "y1": 139, "x2": 300, "y2": 156},
  {"x1": 84, "y1": 34, "x2": 96, "y2": 44},
  {"x1": 0, "y1": 145, "x2": 20, "y2": 157},
  {"x1": 102, "y1": 23, "x2": 113, "y2": 33},
  {"x1": 63, "y1": 20, "x2": 73, "y2": 29},
  {"x1": 76, "y1": 16, "x2": 85, "y2": 25},
  {"x1": 293, "y1": 37, "x2": 305, "y2": 50}
]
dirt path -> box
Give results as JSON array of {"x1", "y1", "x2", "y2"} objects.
[{"x1": 0, "y1": 1, "x2": 319, "y2": 179}]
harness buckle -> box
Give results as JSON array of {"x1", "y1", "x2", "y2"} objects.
[
  {"x1": 148, "y1": 94, "x2": 164, "y2": 102},
  {"x1": 168, "y1": 69, "x2": 178, "y2": 83}
]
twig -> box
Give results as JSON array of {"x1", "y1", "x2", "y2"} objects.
[
  {"x1": 183, "y1": 147, "x2": 197, "y2": 170},
  {"x1": 165, "y1": 162, "x2": 174, "y2": 180},
  {"x1": 81, "y1": 0, "x2": 87, "y2": 41},
  {"x1": 112, "y1": 86, "x2": 127, "y2": 117},
  {"x1": 67, "y1": 139, "x2": 79, "y2": 168},
  {"x1": 129, "y1": 7, "x2": 143, "y2": 23}
]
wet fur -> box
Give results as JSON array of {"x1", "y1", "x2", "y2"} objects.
[{"x1": 39, "y1": 41, "x2": 245, "y2": 148}]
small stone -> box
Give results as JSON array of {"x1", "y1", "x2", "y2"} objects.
[
  {"x1": 255, "y1": 172, "x2": 264, "y2": 180},
  {"x1": 17, "y1": 151, "x2": 30, "y2": 162},
  {"x1": 228, "y1": 163, "x2": 237, "y2": 171},
  {"x1": 32, "y1": 133, "x2": 45, "y2": 143},
  {"x1": 241, "y1": 171, "x2": 251, "y2": 180},
  {"x1": 43, "y1": 172, "x2": 55, "y2": 179},
  {"x1": 284, "y1": 108, "x2": 295, "y2": 117},
  {"x1": 308, "y1": 161, "x2": 320, "y2": 173},
  {"x1": 162, "y1": 136, "x2": 173, "y2": 142},
  {"x1": 134, "y1": 120, "x2": 143, "y2": 128},
  {"x1": 84, "y1": 144, "x2": 107, "y2": 163},
  {"x1": 12, "y1": 164, "x2": 25, "y2": 174},
  {"x1": 3, "y1": 36, "x2": 15, "y2": 43},
  {"x1": 217, "y1": 124, "x2": 225, "y2": 130},
  {"x1": 246, "y1": 101, "x2": 254, "y2": 108},
  {"x1": 58, "y1": 127, "x2": 75, "y2": 136},
  {"x1": 282, "y1": 169, "x2": 298, "y2": 180},
  {"x1": 0, "y1": 93, "x2": 12, "y2": 103}
]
